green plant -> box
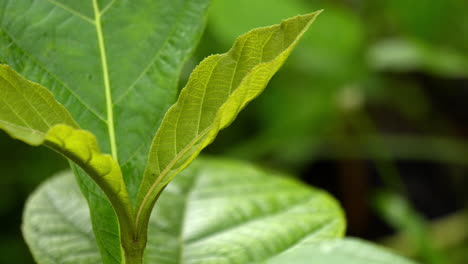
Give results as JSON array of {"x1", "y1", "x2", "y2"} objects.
[{"x1": 0, "y1": 1, "x2": 417, "y2": 263}]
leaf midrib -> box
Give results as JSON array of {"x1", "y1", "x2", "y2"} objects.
[
  {"x1": 0, "y1": 74, "x2": 51, "y2": 131},
  {"x1": 135, "y1": 125, "x2": 212, "y2": 231},
  {"x1": 135, "y1": 53, "x2": 279, "y2": 230},
  {"x1": 92, "y1": 0, "x2": 118, "y2": 161}
]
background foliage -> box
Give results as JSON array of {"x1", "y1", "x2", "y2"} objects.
[{"x1": 1, "y1": 0, "x2": 468, "y2": 263}]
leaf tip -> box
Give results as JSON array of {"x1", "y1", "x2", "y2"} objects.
[{"x1": 296, "y1": 9, "x2": 324, "y2": 25}]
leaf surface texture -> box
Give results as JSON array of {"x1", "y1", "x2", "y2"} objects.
[
  {"x1": 23, "y1": 171, "x2": 102, "y2": 264},
  {"x1": 0, "y1": 1, "x2": 211, "y2": 262},
  {"x1": 136, "y1": 12, "x2": 322, "y2": 232},
  {"x1": 269, "y1": 238, "x2": 419, "y2": 264},
  {"x1": 0, "y1": 66, "x2": 133, "y2": 241},
  {"x1": 23, "y1": 158, "x2": 345, "y2": 264},
  {"x1": 0, "y1": 65, "x2": 78, "y2": 144}
]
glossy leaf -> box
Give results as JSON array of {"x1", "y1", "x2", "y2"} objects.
[
  {"x1": 269, "y1": 238, "x2": 418, "y2": 264},
  {"x1": 145, "y1": 157, "x2": 344, "y2": 263},
  {"x1": 1, "y1": 1, "x2": 211, "y2": 262},
  {"x1": 23, "y1": 171, "x2": 102, "y2": 264},
  {"x1": 136, "y1": 12, "x2": 322, "y2": 237},
  {"x1": 23, "y1": 158, "x2": 345, "y2": 264}
]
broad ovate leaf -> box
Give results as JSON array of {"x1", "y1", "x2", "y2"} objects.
[
  {"x1": 0, "y1": 65, "x2": 133, "y2": 260},
  {"x1": 1, "y1": 1, "x2": 211, "y2": 262},
  {"x1": 268, "y1": 238, "x2": 418, "y2": 264},
  {"x1": 23, "y1": 157, "x2": 345, "y2": 264},
  {"x1": 145, "y1": 157, "x2": 344, "y2": 263},
  {"x1": 136, "y1": 11, "x2": 322, "y2": 237}
]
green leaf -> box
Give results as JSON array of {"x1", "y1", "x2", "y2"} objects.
[
  {"x1": 0, "y1": 65, "x2": 127, "y2": 204},
  {"x1": 45, "y1": 124, "x2": 134, "y2": 237},
  {"x1": 1, "y1": 1, "x2": 210, "y2": 262},
  {"x1": 208, "y1": 0, "x2": 309, "y2": 47},
  {"x1": 0, "y1": 0, "x2": 210, "y2": 176},
  {"x1": 0, "y1": 65, "x2": 78, "y2": 144},
  {"x1": 268, "y1": 238, "x2": 419, "y2": 264},
  {"x1": 23, "y1": 158, "x2": 345, "y2": 264},
  {"x1": 136, "y1": 11, "x2": 322, "y2": 238},
  {"x1": 145, "y1": 157, "x2": 344, "y2": 263},
  {"x1": 206, "y1": 1, "x2": 366, "y2": 166},
  {"x1": 23, "y1": 171, "x2": 102, "y2": 264},
  {"x1": 0, "y1": 65, "x2": 134, "y2": 262}
]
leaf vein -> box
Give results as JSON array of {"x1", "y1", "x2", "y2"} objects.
[
  {"x1": 113, "y1": 0, "x2": 190, "y2": 104},
  {"x1": 45, "y1": 0, "x2": 94, "y2": 24},
  {"x1": 100, "y1": 0, "x2": 116, "y2": 16},
  {"x1": 185, "y1": 196, "x2": 318, "y2": 245},
  {"x1": 136, "y1": 125, "x2": 212, "y2": 230},
  {"x1": 0, "y1": 27, "x2": 107, "y2": 122},
  {"x1": 196, "y1": 57, "x2": 222, "y2": 134},
  {"x1": 6, "y1": 77, "x2": 52, "y2": 128}
]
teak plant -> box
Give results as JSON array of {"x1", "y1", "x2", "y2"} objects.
[{"x1": 0, "y1": 1, "x2": 417, "y2": 264}]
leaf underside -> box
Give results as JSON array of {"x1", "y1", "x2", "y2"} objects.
[
  {"x1": 23, "y1": 158, "x2": 345, "y2": 264},
  {"x1": 136, "y1": 12, "x2": 322, "y2": 235},
  {"x1": 0, "y1": 65, "x2": 132, "y2": 234},
  {"x1": 0, "y1": 64, "x2": 78, "y2": 144}
]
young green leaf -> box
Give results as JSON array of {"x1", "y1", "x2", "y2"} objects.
[
  {"x1": 0, "y1": 65, "x2": 78, "y2": 144},
  {"x1": 0, "y1": 65, "x2": 134, "y2": 250},
  {"x1": 136, "y1": 11, "x2": 322, "y2": 237},
  {"x1": 45, "y1": 124, "x2": 134, "y2": 234}
]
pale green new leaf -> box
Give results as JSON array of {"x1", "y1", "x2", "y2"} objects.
[
  {"x1": 0, "y1": 65, "x2": 133, "y2": 238},
  {"x1": 45, "y1": 124, "x2": 133, "y2": 232},
  {"x1": 23, "y1": 158, "x2": 345, "y2": 264},
  {"x1": 136, "y1": 12, "x2": 322, "y2": 234},
  {"x1": 0, "y1": 64, "x2": 78, "y2": 144}
]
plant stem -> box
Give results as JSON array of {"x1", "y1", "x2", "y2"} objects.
[
  {"x1": 122, "y1": 238, "x2": 146, "y2": 264},
  {"x1": 124, "y1": 250, "x2": 144, "y2": 264}
]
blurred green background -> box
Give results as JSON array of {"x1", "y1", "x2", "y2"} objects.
[{"x1": 2, "y1": 0, "x2": 468, "y2": 263}]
